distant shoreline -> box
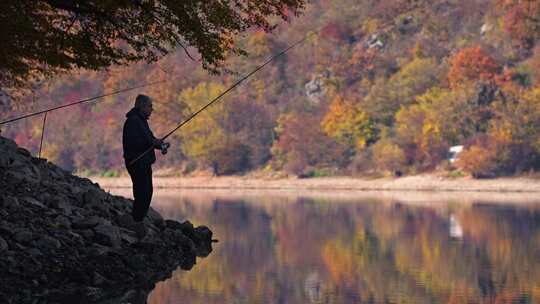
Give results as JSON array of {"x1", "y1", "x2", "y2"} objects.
[{"x1": 89, "y1": 175, "x2": 540, "y2": 193}]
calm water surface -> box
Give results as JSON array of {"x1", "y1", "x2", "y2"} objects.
[{"x1": 111, "y1": 189, "x2": 540, "y2": 304}]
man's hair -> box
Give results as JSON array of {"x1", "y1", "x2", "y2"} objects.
[{"x1": 134, "y1": 94, "x2": 152, "y2": 108}]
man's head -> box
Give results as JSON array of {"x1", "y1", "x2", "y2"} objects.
[{"x1": 134, "y1": 94, "x2": 153, "y2": 119}]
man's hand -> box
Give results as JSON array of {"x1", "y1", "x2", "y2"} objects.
[{"x1": 160, "y1": 142, "x2": 170, "y2": 155}]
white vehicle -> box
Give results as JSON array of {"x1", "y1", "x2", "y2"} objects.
[{"x1": 448, "y1": 145, "x2": 464, "y2": 163}]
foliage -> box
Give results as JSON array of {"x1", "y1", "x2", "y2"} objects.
[
  {"x1": 498, "y1": 0, "x2": 540, "y2": 47},
  {"x1": 271, "y1": 113, "x2": 347, "y2": 175},
  {"x1": 179, "y1": 82, "x2": 227, "y2": 167},
  {"x1": 211, "y1": 140, "x2": 251, "y2": 176},
  {"x1": 0, "y1": 0, "x2": 306, "y2": 91},
  {"x1": 456, "y1": 144, "x2": 499, "y2": 177},
  {"x1": 447, "y1": 46, "x2": 501, "y2": 88},
  {"x1": 394, "y1": 87, "x2": 478, "y2": 169},
  {"x1": 321, "y1": 95, "x2": 375, "y2": 151},
  {"x1": 362, "y1": 57, "x2": 441, "y2": 126},
  {"x1": 371, "y1": 139, "x2": 406, "y2": 175},
  {"x1": 4, "y1": 0, "x2": 540, "y2": 177}
]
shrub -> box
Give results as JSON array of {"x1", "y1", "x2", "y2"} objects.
[
  {"x1": 371, "y1": 140, "x2": 406, "y2": 175},
  {"x1": 456, "y1": 145, "x2": 497, "y2": 178},
  {"x1": 211, "y1": 141, "x2": 251, "y2": 176}
]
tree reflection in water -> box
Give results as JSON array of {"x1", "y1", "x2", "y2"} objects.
[{"x1": 142, "y1": 192, "x2": 540, "y2": 304}]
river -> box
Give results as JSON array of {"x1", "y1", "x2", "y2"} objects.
[{"x1": 107, "y1": 188, "x2": 540, "y2": 304}]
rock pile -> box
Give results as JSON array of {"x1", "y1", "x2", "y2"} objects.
[{"x1": 0, "y1": 136, "x2": 213, "y2": 303}]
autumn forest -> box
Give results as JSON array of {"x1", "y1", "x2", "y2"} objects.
[{"x1": 3, "y1": 0, "x2": 540, "y2": 178}]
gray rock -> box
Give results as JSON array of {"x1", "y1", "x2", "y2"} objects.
[
  {"x1": 16, "y1": 147, "x2": 31, "y2": 157},
  {"x1": 7, "y1": 159, "x2": 41, "y2": 184},
  {"x1": 21, "y1": 196, "x2": 46, "y2": 208},
  {"x1": 84, "y1": 244, "x2": 111, "y2": 256},
  {"x1": 0, "y1": 150, "x2": 10, "y2": 168},
  {"x1": 34, "y1": 236, "x2": 61, "y2": 250},
  {"x1": 116, "y1": 213, "x2": 135, "y2": 229},
  {"x1": 92, "y1": 272, "x2": 106, "y2": 286},
  {"x1": 0, "y1": 136, "x2": 17, "y2": 150},
  {"x1": 83, "y1": 189, "x2": 103, "y2": 206},
  {"x1": 57, "y1": 200, "x2": 76, "y2": 216},
  {"x1": 79, "y1": 229, "x2": 95, "y2": 240},
  {"x1": 147, "y1": 208, "x2": 164, "y2": 226},
  {"x1": 0, "y1": 236, "x2": 8, "y2": 251},
  {"x1": 14, "y1": 230, "x2": 34, "y2": 244},
  {"x1": 54, "y1": 215, "x2": 71, "y2": 228},
  {"x1": 0, "y1": 220, "x2": 15, "y2": 236},
  {"x1": 3, "y1": 196, "x2": 19, "y2": 210},
  {"x1": 72, "y1": 216, "x2": 102, "y2": 230},
  {"x1": 67, "y1": 231, "x2": 85, "y2": 245},
  {"x1": 26, "y1": 248, "x2": 42, "y2": 256},
  {"x1": 120, "y1": 232, "x2": 138, "y2": 246},
  {"x1": 93, "y1": 224, "x2": 121, "y2": 248}
]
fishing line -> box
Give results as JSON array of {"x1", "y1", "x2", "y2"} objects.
[
  {"x1": 128, "y1": 31, "x2": 318, "y2": 167},
  {"x1": 0, "y1": 80, "x2": 169, "y2": 126},
  {"x1": 38, "y1": 112, "x2": 48, "y2": 158}
]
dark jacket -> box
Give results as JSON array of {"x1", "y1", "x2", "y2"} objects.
[{"x1": 122, "y1": 107, "x2": 156, "y2": 167}]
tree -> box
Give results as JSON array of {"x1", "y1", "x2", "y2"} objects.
[
  {"x1": 447, "y1": 46, "x2": 500, "y2": 88},
  {"x1": 321, "y1": 95, "x2": 375, "y2": 151},
  {"x1": 497, "y1": 0, "x2": 540, "y2": 48},
  {"x1": 179, "y1": 82, "x2": 227, "y2": 168},
  {"x1": 271, "y1": 113, "x2": 347, "y2": 175},
  {"x1": 394, "y1": 87, "x2": 479, "y2": 168},
  {"x1": 362, "y1": 57, "x2": 441, "y2": 126},
  {"x1": 0, "y1": 0, "x2": 306, "y2": 92}
]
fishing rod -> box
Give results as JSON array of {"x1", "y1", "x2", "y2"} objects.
[
  {"x1": 0, "y1": 79, "x2": 169, "y2": 126},
  {"x1": 128, "y1": 31, "x2": 317, "y2": 167}
]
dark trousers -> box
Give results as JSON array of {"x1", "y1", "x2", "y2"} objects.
[{"x1": 127, "y1": 163, "x2": 153, "y2": 222}]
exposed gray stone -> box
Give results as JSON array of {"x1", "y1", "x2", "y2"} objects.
[
  {"x1": 85, "y1": 244, "x2": 112, "y2": 256},
  {"x1": 79, "y1": 229, "x2": 95, "y2": 240},
  {"x1": 26, "y1": 248, "x2": 42, "y2": 256},
  {"x1": 54, "y1": 215, "x2": 71, "y2": 228},
  {"x1": 34, "y1": 236, "x2": 61, "y2": 250},
  {"x1": 120, "y1": 231, "x2": 138, "y2": 246},
  {"x1": 116, "y1": 213, "x2": 135, "y2": 229},
  {"x1": 147, "y1": 208, "x2": 164, "y2": 226},
  {"x1": 16, "y1": 147, "x2": 31, "y2": 157},
  {"x1": 14, "y1": 230, "x2": 34, "y2": 244},
  {"x1": 0, "y1": 150, "x2": 10, "y2": 168},
  {"x1": 72, "y1": 216, "x2": 102, "y2": 230},
  {"x1": 92, "y1": 272, "x2": 106, "y2": 286},
  {"x1": 3, "y1": 196, "x2": 19, "y2": 210},
  {"x1": 0, "y1": 134, "x2": 213, "y2": 303},
  {"x1": 0, "y1": 236, "x2": 8, "y2": 251},
  {"x1": 21, "y1": 196, "x2": 46, "y2": 208},
  {"x1": 93, "y1": 224, "x2": 121, "y2": 248},
  {"x1": 83, "y1": 189, "x2": 103, "y2": 206},
  {"x1": 0, "y1": 136, "x2": 17, "y2": 150}
]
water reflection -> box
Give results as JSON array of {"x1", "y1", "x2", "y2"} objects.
[{"x1": 113, "y1": 190, "x2": 540, "y2": 304}]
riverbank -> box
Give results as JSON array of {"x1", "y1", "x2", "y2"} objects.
[
  {"x1": 90, "y1": 174, "x2": 540, "y2": 193},
  {"x1": 0, "y1": 136, "x2": 213, "y2": 303}
]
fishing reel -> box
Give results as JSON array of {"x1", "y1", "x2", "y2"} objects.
[{"x1": 160, "y1": 142, "x2": 170, "y2": 155}]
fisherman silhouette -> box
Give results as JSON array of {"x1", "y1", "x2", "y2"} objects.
[{"x1": 122, "y1": 94, "x2": 169, "y2": 238}]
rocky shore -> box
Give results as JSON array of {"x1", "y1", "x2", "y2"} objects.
[{"x1": 0, "y1": 136, "x2": 214, "y2": 303}]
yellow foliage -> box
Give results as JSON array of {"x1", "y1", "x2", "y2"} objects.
[
  {"x1": 247, "y1": 30, "x2": 271, "y2": 56},
  {"x1": 371, "y1": 139, "x2": 406, "y2": 174},
  {"x1": 321, "y1": 95, "x2": 375, "y2": 150},
  {"x1": 180, "y1": 82, "x2": 227, "y2": 164}
]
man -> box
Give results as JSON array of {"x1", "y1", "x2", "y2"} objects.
[{"x1": 122, "y1": 94, "x2": 167, "y2": 236}]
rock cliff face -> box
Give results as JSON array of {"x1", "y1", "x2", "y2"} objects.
[{"x1": 0, "y1": 136, "x2": 213, "y2": 303}]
